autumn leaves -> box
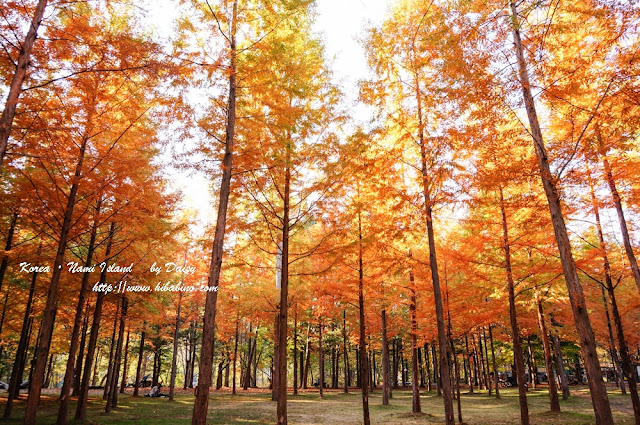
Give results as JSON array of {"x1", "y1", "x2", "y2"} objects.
[
  {"x1": 0, "y1": 1, "x2": 639, "y2": 425},
  {"x1": 360, "y1": 0, "x2": 640, "y2": 424},
  {"x1": 0, "y1": 2, "x2": 176, "y2": 424}
]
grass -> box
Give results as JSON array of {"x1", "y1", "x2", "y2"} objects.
[{"x1": 0, "y1": 386, "x2": 636, "y2": 424}]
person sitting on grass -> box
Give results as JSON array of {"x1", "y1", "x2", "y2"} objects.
[{"x1": 145, "y1": 384, "x2": 168, "y2": 398}]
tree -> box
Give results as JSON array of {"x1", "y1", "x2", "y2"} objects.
[
  {"x1": 0, "y1": 0, "x2": 49, "y2": 171},
  {"x1": 189, "y1": 1, "x2": 237, "y2": 423},
  {"x1": 361, "y1": 3, "x2": 463, "y2": 421},
  {"x1": 509, "y1": 2, "x2": 613, "y2": 421}
]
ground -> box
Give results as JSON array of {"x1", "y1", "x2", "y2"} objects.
[{"x1": 0, "y1": 386, "x2": 636, "y2": 424}]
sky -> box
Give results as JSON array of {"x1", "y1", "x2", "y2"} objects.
[
  {"x1": 160, "y1": 0, "x2": 391, "y2": 227},
  {"x1": 314, "y1": 0, "x2": 388, "y2": 91}
]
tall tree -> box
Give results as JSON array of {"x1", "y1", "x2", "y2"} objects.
[
  {"x1": 0, "y1": 0, "x2": 49, "y2": 170},
  {"x1": 509, "y1": 2, "x2": 613, "y2": 422},
  {"x1": 361, "y1": 3, "x2": 461, "y2": 421},
  {"x1": 190, "y1": 1, "x2": 237, "y2": 423}
]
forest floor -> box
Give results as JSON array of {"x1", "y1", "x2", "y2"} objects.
[{"x1": 0, "y1": 386, "x2": 636, "y2": 424}]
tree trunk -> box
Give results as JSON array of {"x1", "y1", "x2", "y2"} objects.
[
  {"x1": 104, "y1": 303, "x2": 121, "y2": 400},
  {"x1": 0, "y1": 295, "x2": 9, "y2": 381},
  {"x1": 0, "y1": 0, "x2": 49, "y2": 170},
  {"x1": 433, "y1": 343, "x2": 441, "y2": 396},
  {"x1": 17, "y1": 313, "x2": 34, "y2": 391},
  {"x1": 357, "y1": 210, "x2": 370, "y2": 425},
  {"x1": 273, "y1": 307, "x2": 280, "y2": 398},
  {"x1": 216, "y1": 361, "x2": 224, "y2": 390},
  {"x1": 169, "y1": 291, "x2": 183, "y2": 401},
  {"x1": 276, "y1": 131, "x2": 292, "y2": 424},
  {"x1": 153, "y1": 350, "x2": 161, "y2": 386},
  {"x1": 74, "y1": 301, "x2": 90, "y2": 397},
  {"x1": 92, "y1": 347, "x2": 102, "y2": 387},
  {"x1": 587, "y1": 165, "x2": 627, "y2": 394},
  {"x1": 382, "y1": 309, "x2": 390, "y2": 404},
  {"x1": 0, "y1": 289, "x2": 8, "y2": 372},
  {"x1": 526, "y1": 337, "x2": 536, "y2": 390},
  {"x1": 233, "y1": 317, "x2": 239, "y2": 395},
  {"x1": 392, "y1": 339, "x2": 398, "y2": 389},
  {"x1": 189, "y1": 322, "x2": 197, "y2": 388},
  {"x1": 25, "y1": 132, "x2": 90, "y2": 425},
  {"x1": 226, "y1": 359, "x2": 232, "y2": 387},
  {"x1": 251, "y1": 344, "x2": 264, "y2": 388},
  {"x1": 418, "y1": 347, "x2": 424, "y2": 388},
  {"x1": 8, "y1": 300, "x2": 30, "y2": 394},
  {"x1": 245, "y1": 326, "x2": 256, "y2": 390},
  {"x1": 453, "y1": 348, "x2": 463, "y2": 424},
  {"x1": 414, "y1": 62, "x2": 453, "y2": 424},
  {"x1": 342, "y1": 309, "x2": 349, "y2": 394},
  {"x1": 57, "y1": 199, "x2": 101, "y2": 424},
  {"x1": 300, "y1": 343, "x2": 304, "y2": 389},
  {"x1": 574, "y1": 355, "x2": 583, "y2": 385},
  {"x1": 293, "y1": 313, "x2": 298, "y2": 394},
  {"x1": 134, "y1": 328, "x2": 146, "y2": 397},
  {"x1": 120, "y1": 329, "x2": 130, "y2": 394},
  {"x1": 225, "y1": 357, "x2": 231, "y2": 388},
  {"x1": 225, "y1": 354, "x2": 230, "y2": 387},
  {"x1": 337, "y1": 347, "x2": 341, "y2": 390},
  {"x1": 106, "y1": 297, "x2": 127, "y2": 412},
  {"x1": 475, "y1": 343, "x2": 483, "y2": 390},
  {"x1": 552, "y1": 332, "x2": 570, "y2": 400},
  {"x1": 28, "y1": 324, "x2": 43, "y2": 393},
  {"x1": 477, "y1": 333, "x2": 488, "y2": 391},
  {"x1": 465, "y1": 335, "x2": 473, "y2": 394},
  {"x1": 472, "y1": 335, "x2": 484, "y2": 390},
  {"x1": 303, "y1": 326, "x2": 310, "y2": 389},
  {"x1": 597, "y1": 131, "x2": 640, "y2": 295},
  {"x1": 409, "y1": 269, "x2": 421, "y2": 413},
  {"x1": 462, "y1": 345, "x2": 469, "y2": 387},
  {"x1": 403, "y1": 354, "x2": 408, "y2": 388},
  {"x1": 425, "y1": 343, "x2": 432, "y2": 392},
  {"x1": 510, "y1": 2, "x2": 613, "y2": 423},
  {"x1": 192, "y1": 1, "x2": 237, "y2": 423},
  {"x1": 184, "y1": 322, "x2": 193, "y2": 389},
  {"x1": 319, "y1": 320, "x2": 324, "y2": 398},
  {"x1": 331, "y1": 342, "x2": 338, "y2": 389},
  {"x1": 369, "y1": 349, "x2": 374, "y2": 392},
  {"x1": 488, "y1": 326, "x2": 500, "y2": 399},
  {"x1": 482, "y1": 329, "x2": 491, "y2": 395},
  {"x1": 75, "y1": 222, "x2": 116, "y2": 420},
  {"x1": 44, "y1": 354, "x2": 55, "y2": 388},
  {"x1": 499, "y1": 187, "x2": 530, "y2": 425},
  {"x1": 4, "y1": 258, "x2": 37, "y2": 418},
  {"x1": 601, "y1": 285, "x2": 625, "y2": 393},
  {"x1": 535, "y1": 294, "x2": 560, "y2": 412},
  {"x1": 239, "y1": 350, "x2": 245, "y2": 388},
  {"x1": 606, "y1": 269, "x2": 640, "y2": 422},
  {"x1": 0, "y1": 212, "x2": 18, "y2": 294}
]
